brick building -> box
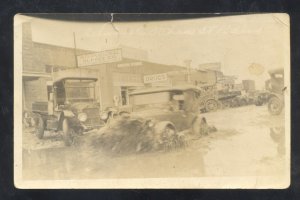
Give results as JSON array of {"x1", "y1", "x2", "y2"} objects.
[{"x1": 21, "y1": 22, "x2": 93, "y2": 110}]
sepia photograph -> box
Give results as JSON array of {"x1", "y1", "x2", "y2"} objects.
[{"x1": 14, "y1": 13, "x2": 290, "y2": 189}]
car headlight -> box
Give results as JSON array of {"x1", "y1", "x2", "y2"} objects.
[
  {"x1": 63, "y1": 110, "x2": 75, "y2": 117},
  {"x1": 100, "y1": 112, "x2": 108, "y2": 120},
  {"x1": 78, "y1": 112, "x2": 88, "y2": 122}
]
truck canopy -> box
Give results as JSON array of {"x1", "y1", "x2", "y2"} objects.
[{"x1": 52, "y1": 68, "x2": 98, "y2": 83}]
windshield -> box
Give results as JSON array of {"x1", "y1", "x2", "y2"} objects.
[
  {"x1": 130, "y1": 92, "x2": 172, "y2": 111},
  {"x1": 129, "y1": 90, "x2": 189, "y2": 111},
  {"x1": 64, "y1": 80, "x2": 96, "y2": 102}
]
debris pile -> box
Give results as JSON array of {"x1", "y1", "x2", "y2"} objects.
[{"x1": 83, "y1": 118, "x2": 187, "y2": 155}]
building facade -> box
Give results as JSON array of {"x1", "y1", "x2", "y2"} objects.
[{"x1": 20, "y1": 22, "x2": 217, "y2": 111}]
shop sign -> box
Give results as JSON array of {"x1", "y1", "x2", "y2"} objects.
[
  {"x1": 77, "y1": 49, "x2": 122, "y2": 67},
  {"x1": 144, "y1": 73, "x2": 168, "y2": 84}
]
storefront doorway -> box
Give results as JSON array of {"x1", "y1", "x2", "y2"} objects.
[{"x1": 120, "y1": 87, "x2": 129, "y2": 106}]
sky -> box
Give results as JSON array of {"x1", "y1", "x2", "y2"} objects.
[{"x1": 15, "y1": 13, "x2": 290, "y2": 89}]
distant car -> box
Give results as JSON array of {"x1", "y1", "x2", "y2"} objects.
[{"x1": 99, "y1": 86, "x2": 210, "y2": 153}]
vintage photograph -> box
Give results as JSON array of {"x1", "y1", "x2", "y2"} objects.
[{"x1": 14, "y1": 13, "x2": 290, "y2": 188}]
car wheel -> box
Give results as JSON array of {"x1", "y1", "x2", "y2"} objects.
[
  {"x1": 268, "y1": 96, "x2": 283, "y2": 115},
  {"x1": 62, "y1": 118, "x2": 75, "y2": 146},
  {"x1": 161, "y1": 125, "x2": 177, "y2": 151},
  {"x1": 205, "y1": 99, "x2": 218, "y2": 112},
  {"x1": 35, "y1": 115, "x2": 45, "y2": 139},
  {"x1": 191, "y1": 116, "x2": 208, "y2": 136}
]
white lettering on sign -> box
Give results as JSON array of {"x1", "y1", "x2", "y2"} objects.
[
  {"x1": 144, "y1": 73, "x2": 168, "y2": 83},
  {"x1": 77, "y1": 49, "x2": 122, "y2": 67}
]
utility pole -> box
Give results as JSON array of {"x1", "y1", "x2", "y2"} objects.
[
  {"x1": 73, "y1": 32, "x2": 78, "y2": 68},
  {"x1": 184, "y1": 59, "x2": 192, "y2": 83}
]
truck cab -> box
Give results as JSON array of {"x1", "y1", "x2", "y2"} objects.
[{"x1": 32, "y1": 68, "x2": 104, "y2": 146}]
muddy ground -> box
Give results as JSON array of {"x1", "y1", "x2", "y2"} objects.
[{"x1": 22, "y1": 105, "x2": 286, "y2": 180}]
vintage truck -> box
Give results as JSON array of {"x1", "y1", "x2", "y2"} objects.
[
  {"x1": 265, "y1": 68, "x2": 285, "y2": 115},
  {"x1": 32, "y1": 68, "x2": 105, "y2": 146}
]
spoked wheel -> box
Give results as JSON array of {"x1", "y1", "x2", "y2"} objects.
[
  {"x1": 35, "y1": 115, "x2": 45, "y2": 139},
  {"x1": 62, "y1": 118, "x2": 75, "y2": 146},
  {"x1": 205, "y1": 99, "x2": 218, "y2": 112},
  {"x1": 161, "y1": 126, "x2": 177, "y2": 151},
  {"x1": 268, "y1": 96, "x2": 283, "y2": 115}
]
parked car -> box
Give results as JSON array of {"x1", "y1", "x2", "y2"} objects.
[
  {"x1": 98, "y1": 86, "x2": 214, "y2": 153},
  {"x1": 32, "y1": 68, "x2": 105, "y2": 146}
]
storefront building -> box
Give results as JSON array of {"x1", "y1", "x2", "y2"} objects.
[{"x1": 20, "y1": 22, "x2": 218, "y2": 111}]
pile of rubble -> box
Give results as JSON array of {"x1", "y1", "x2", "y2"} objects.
[{"x1": 81, "y1": 117, "x2": 217, "y2": 156}]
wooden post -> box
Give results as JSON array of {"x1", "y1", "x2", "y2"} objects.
[{"x1": 73, "y1": 32, "x2": 78, "y2": 68}]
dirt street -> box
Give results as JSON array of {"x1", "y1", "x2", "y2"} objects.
[{"x1": 22, "y1": 105, "x2": 286, "y2": 180}]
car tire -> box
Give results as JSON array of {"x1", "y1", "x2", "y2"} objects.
[
  {"x1": 191, "y1": 116, "x2": 208, "y2": 136},
  {"x1": 205, "y1": 99, "x2": 218, "y2": 112},
  {"x1": 154, "y1": 122, "x2": 177, "y2": 151},
  {"x1": 62, "y1": 118, "x2": 75, "y2": 146},
  {"x1": 162, "y1": 125, "x2": 177, "y2": 151},
  {"x1": 268, "y1": 96, "x2": 283, "y2": 115},
  {"x1": 36, "y1": 115, "x2": 45, "y2": 139}
]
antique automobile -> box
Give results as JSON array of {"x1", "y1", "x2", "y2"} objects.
[
  {"x1": 265, "y1": 68, "x2": 284, "y2": 115},
  {"x1": 32, "y1": 68, "x2": 105, "y2": 146},
  {"x1": 97, "y1": 86, "x2": 214, "y2": 154}
]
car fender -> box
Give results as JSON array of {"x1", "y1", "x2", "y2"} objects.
[
  {"x1": 153, "y1": 121, "x2": 176, "y2": 134},
  {"x1": 268, "y1": 92, "x2": 283, "y2": 99}
]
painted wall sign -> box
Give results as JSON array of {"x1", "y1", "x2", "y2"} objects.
[{"x1": 77, "y1": 49, "x2": 122, "y2": 67}]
